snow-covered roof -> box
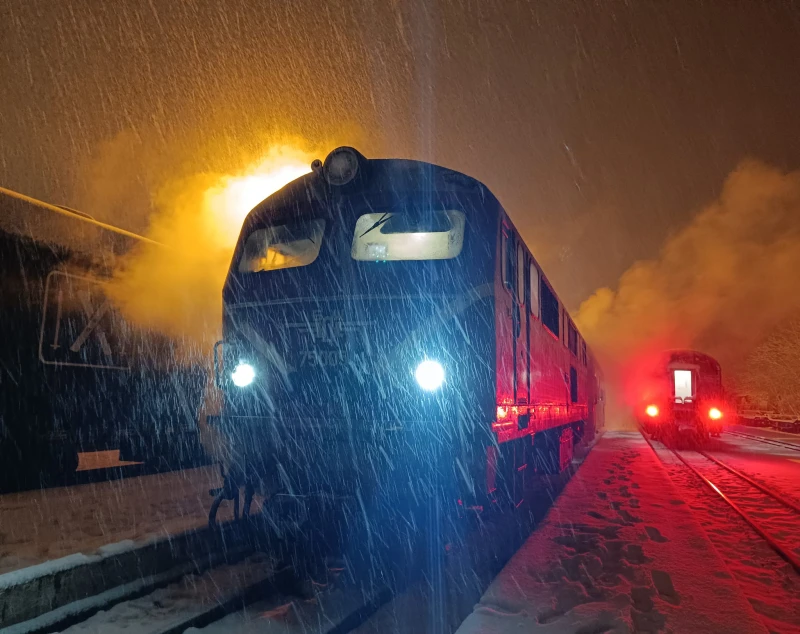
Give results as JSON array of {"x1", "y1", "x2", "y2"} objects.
[{"x1": 0, "y1": 186, "x2": 160, "y2": 258}]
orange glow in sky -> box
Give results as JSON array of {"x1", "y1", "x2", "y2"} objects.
[{"x1": 201, "y1": 145, "x2": 313, "y2": 246}]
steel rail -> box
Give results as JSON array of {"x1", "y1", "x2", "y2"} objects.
[
  {"x1": 698, "y1": 451, "x2": 800, "y2": 515},
  {"x1": 639, "y1": 430, "x2": 800, "y2": 575}
]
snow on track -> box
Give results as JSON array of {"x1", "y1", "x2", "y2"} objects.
[
  {"x1": 190, "y1": 582, "x2": 392, "y2": 634},
  {"x1": 648, "y1": 437, "x2": 800, "y2": 633},
  {"x1": 704, "y1": 433, "x2": 800, "y2": 508},
  {"x1": 53, "y1": 552, "x2": 275, "y2": 634},
  {"x1": 683, "y1": 450, "x2": 800, "y2": 567},
  {"x1": 456, "y1": 431, "x2": 768, "y2": 634}
]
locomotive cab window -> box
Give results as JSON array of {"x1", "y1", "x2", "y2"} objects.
[
  {"x1": 541, "y1": 280, "x2": 559, "y2": 337},
  {"x1": 239, "y1": 219, "x2": 326, "y2": 273},
  {"x1": 351, "y1": 209, "x2": 465, "y2": 261}
]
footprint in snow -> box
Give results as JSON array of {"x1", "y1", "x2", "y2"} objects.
[
  {"x1": 644, "y1": 526, "x2": 669, "y2": 543},
  {"x1": 617, "y1": 509, "x2": 642, "y2": 524},
  {"x1": 631, "y1": 586, "x2": 655, "y2": 612},
  {"x1": 651, "y1": 569, "x2": 680, "y2": 605}
]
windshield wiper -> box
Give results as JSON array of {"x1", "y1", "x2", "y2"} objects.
[{"x1": 359, "y1": 213, "x2": 392, "y2": 238}]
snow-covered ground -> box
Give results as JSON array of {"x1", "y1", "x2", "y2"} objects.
[
  {"x1": 0, "y1": 465, "x2": 229, "y2": 575},
  {"x1": 5, "y1": 431, "x2": 798, "y2": 633},
  {"x1": 456, "y1": 432, "x2": 773, "y2": 634}
]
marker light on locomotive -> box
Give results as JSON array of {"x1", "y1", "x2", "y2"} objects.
[
  {"x1": 415, "y1": 360, "x2": 445, "y2": 392},
  {"x1": 708, "y1": 407, "x2": 723, "y2": 420},
  {"x1": 231, "y1": 362, "x2": 256, "y2": 388},
  {"x1": 646, "y1": 404, "x2": 659, "y2": 417}
]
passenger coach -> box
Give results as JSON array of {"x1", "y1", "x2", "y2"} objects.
[
  {"x1": 638, "y1": 349, "x2": 726, "y2": 440},
  {"x1": 0, "y1": 187, "x2": 206, "y2": 489},
  {"x1": 211, "y1": 147, "x2": 604, "y2": 528}
]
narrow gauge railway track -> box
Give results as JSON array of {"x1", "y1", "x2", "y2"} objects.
[
  {"x1": 726, "y1": 430, "x2": 800, "y2": 453},
  {"x1": 640, "y1": 431, "x2": 800, "y2": 574}
]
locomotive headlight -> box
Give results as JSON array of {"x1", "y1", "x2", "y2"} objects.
[
  {"x1": 645, "y1": 404, "x2": 659, "y2": 418},
  {"x1": 231, "y1": 362, "x2": 256, "y2": 388},
  {"x1": 415, "y1": 360, "x2": 445, "y2": 392},
  {"x1": 709, "y1": 407, "x2": 723, "y2": 420}
]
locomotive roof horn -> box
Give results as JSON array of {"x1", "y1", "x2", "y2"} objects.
[{"x1": 315, "y1": 146, "x2": 366, "y2": 186}]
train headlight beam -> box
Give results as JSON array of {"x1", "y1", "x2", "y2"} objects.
[
  {"x1": 415, "y1": 360, "x2": 445, "y2": 392},
  {"x1": 231, "y1": 362, "x2": 256, "y2": 388}
]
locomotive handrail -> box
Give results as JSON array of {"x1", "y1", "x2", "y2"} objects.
[{"x1": 213, "y1": 340, "x2": 225, "y2": 389}]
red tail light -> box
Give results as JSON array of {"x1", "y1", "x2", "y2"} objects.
[
  {"x1": 646, "y1": 405, "x2": 659, "y2": 418},
  {"x1": 709, "y1": 407, "x2": 723, "y2": 420}
]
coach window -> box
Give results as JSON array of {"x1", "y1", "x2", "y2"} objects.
[
  {"x1": 515, "y1": 243, "x2": 526, "y2": 304},
  {"x1": 540, "y1": 279, "x2": 559, "y2": 337},
  {"x1": 529, "y1": 262, "x2": 540, "y2": 318},
  {"x1": 582, "y1": 341, "x2": 588, "y2": 366}
]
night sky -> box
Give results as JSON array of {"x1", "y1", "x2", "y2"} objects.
[{"x1": 2, "y1": 0, "x2": 800, "y2": 310}]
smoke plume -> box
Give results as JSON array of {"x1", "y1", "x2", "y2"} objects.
[
  {"x1": 576, "y1": 160, "x2": 800, "y2": 425},
  {"x1": 104, "y1": 142, "x2": 335, "y2": 361}
]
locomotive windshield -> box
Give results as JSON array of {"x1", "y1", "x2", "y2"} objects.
[
  {"x1": 238, "y1": 218, "x2": 325, "y2": 273},
  {"x1": 351, "y1": 209, "x2": 465, "y2": 261}
]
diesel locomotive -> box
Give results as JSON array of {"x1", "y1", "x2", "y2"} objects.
[{"x1": 209, "y1": 147, "x2": 604, "y2": 541}]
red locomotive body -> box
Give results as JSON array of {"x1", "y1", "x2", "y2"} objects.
[{"x1": 488, "y1": 216, "x2": 604, "y2": 503}]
